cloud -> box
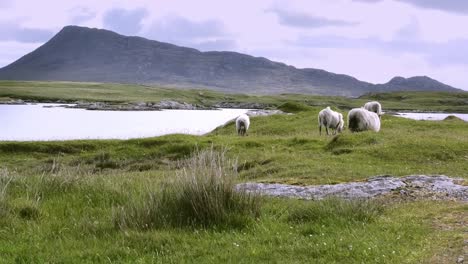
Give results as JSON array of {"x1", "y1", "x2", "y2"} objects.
[
  {"x1": 143, "y1": 16, "x2": 235, "y2": 51},
  {"x1": 353, "y1": 0, "x2": 468, "y2": 14},
  {"x1": 397, "y1": 0, "x2": 468, "y2": 14},
  {"x1": 0, "y1": 21, "x2": 54, "y2": 43},
  {"x1": 0, "y1": 0, "x2": 11, "y2": 9},
  {"x1": 352, "y1": 0, "x2": 383, "y2": 2},
  {"x1": 267, "y1": 8, "x2": 358, "y2": 28},
  {"x1": 292, "y1": 19, "x2": 468, "y2": 67},
  {"x1": 69, "y1": 7, "x2": 96, "y2": 25},
  {"x1": 394, "y1": 17, "x2": 420, "y2": 40},
  {"x1": 103, "y1": 8, "x2": 148, "y2": 36}
]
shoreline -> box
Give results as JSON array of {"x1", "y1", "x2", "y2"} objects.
[{"x1": 0, "y1": 99, "x2": 271, "y2": 111}]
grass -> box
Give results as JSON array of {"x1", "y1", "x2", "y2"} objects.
[
  {"x1": 0, "y1": 165, "x2": 465, "y2": 262},
  {"x1": 114, "y1": 148, "x2": 261, "y2": 230},
  {"x1": 287, "y1": 198, "x2": 385, "y2": 225},
  {"x1": 1, "y1": 80, "x2": 467, "y2": 112},
  {"x1": 0, "y1": 81, "x2": 467, "y2": 262}
]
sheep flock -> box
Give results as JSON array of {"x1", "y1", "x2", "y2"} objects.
[{"x1": 235, "y1": 101, "x2": 383, "y2": 136}]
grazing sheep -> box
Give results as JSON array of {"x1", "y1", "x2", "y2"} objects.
[
  {"x1": 236, "y1": 114, "x2": 250, "y2": 136},
  {"x1": 364, "y1": 101, "x2": 383, "y2": 117},
  {"x1": 318, "y1": 107, "x2": 344, "y2": 136},
  {"x1": 347, "y1": 108, "x2": 380, "y2": 132}
]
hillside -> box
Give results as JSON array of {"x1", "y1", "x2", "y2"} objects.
[{"x1": 0, "y1": 26, "x2": 462, "y2": 96}]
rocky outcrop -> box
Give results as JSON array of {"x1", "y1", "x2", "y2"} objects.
[
  {"x1": 66, "y1": 100, "x2": 214, "y2": 111},
  {"x1": 1, "y1": 99, "x2": 26, "y2": 104},
  {"x1": 246, "y1": 109, "x2": 288, "y2": 117},
  {"x1": 213, "y1": 102, "x2": 271, "y2": 109},
  {"x1": 237, "y1": 175, "x2": 468, "y2": 201}
]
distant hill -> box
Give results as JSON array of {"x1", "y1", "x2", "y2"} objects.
[{"x1": 0, "y1": 26, "x2": 463, "y2": 96}]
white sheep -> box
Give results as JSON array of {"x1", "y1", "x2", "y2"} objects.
[
  {"x1": 235, "y1": 114, "x2": 250, "y2": 136},
  {"x1": 364, "y1": 101, "x2": 383, "y2": 117},
  {"x1": 347, "y1": 108, "x2": 380, "y2": 132},
  {"x1": 318, "y1": 107, "x2": 344, "y2": 135}
]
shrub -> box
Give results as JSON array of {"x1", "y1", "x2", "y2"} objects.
[{"x1": 115, "y1": 148, "x2": 262, "y2": 229}]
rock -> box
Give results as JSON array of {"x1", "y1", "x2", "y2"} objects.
[
  {"x1": 213, "y1": 102, "x2": 270, "y2": 109},
  {"x1": 155, "y1": 100, "x2": 197, "y2": 110},
  {"x1": 246, "y1": 109, "x2": 289, "y2": 117},
  {"x1": 237, "y1": 175, "x2": 468, "y2": 201},
  {"x1": 0, "y1": 99, "x2": 26, "y2": 105}
]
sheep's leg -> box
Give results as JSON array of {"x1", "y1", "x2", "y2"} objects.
[
  {"x1": 326, "y1": 127, "x2": 329, "y2": 135},
  {"x1": 319, "y1": 125, "x2": 322, "y2": 136}
]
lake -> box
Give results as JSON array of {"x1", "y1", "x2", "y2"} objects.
[
  {"x1": 1, "y1": 104, "x2": 248, "y2": 141},
  {"x1": 396, "y1": 112, "x2": 468, "y2": 122}
]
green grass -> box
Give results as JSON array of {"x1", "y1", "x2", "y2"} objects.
[
  {"x1": 1, "y1": 80, "x2": 467, "y2": 112},
  {"x1": 114, "y1": 148, "x2": 261, "y2": 230},
  {"x1": 1, "y1": 105, "x2": 467, "y2": 185},
  {"x1": 0, "y1": 164, "x2": 465, "y2": 262},
  {"x1": 0, "y1": 81, "x2": 467, "y2": 262}
]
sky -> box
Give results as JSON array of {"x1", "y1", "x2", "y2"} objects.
[{"x1": 1, "y1": 0, "x2": 468, "y2": 90}]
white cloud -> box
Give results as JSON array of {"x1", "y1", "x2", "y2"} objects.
[
  {"x1": 103, "y1": 8, "x2": 148, "y2": 36},
  {"x1": 142, "y1": 15, "x2": 236, "y2": 51}
]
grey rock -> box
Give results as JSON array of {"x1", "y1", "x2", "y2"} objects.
[
  {"x1": 246, "y1": 109, "x2": 288, "y2": 117},
  {"x1": 0, "y1": 99, "x2": 25, "y2": 105},
  {"x1": 237, "y1": 175, "x2": 468, "y2": 201},
  {"x1": 214, "y1": 102, "x2": 270, "y2": 109},
  {"x1": 155, "y1": 100, "x2": 198, "y2": 110}
]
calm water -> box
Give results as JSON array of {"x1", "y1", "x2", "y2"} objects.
[
  {"x1": 396, "y1": 112, "x2": 468, "y2": 121},
  {"x1": 1, "y1": 104, "x2": 248, "y2": 141}
]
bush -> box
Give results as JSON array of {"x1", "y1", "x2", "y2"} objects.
[{"x1": 115, "y1": 148, "x2": 262, "y2": 229}]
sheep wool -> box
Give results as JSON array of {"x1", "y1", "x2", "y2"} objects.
[
  {"x1": 348, "y1": 108, "x2": 381, "y2": 132},
  {"x1": 318, "y1": 106, "x2": 344, "y2": 135},
  {"x1": 236, "y1": 114, "x2": 250, "y2": 136}
]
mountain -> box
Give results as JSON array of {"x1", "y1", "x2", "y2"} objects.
[
  {"x1": 374, "y1": 76, "x2": 460, "y2": 92},
  {"x1": 0, "y1": 26, "x2": 463, "y2": 96}
]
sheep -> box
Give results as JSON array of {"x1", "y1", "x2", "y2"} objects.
[
  {"x1": 364, "y1": 101, "x2": 383, "y2": 117},
  {"x1": 318, "y1": 106, "x2": 344, "y2": 136},
  {"x1": 235, "y1": 114, "x2": 250, "y2": 136},
  {"x1": 347, "y1": 108, "x2": 380, "y2": 132}
]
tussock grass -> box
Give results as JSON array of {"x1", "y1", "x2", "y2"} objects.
[
  {"x1": 115, "y1": 148, "x2": 261, "y2": 229},
  {"x1": 0, "y1": 168, "x2": 12, "y2": 217},
  {"x1": 288, "y1": 198, "x2": 385, "y2": 225}
]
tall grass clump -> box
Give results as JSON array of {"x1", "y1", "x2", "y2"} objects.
[
  {"x1": 288, "y1": 198, "x2": 385, "y2": 226},
  {"x1": 0, "y1": 168, "x2": 12, "y2": 217},
  {"x1": 115, "y1": 148, "x2": 262, "y2": 230}
]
